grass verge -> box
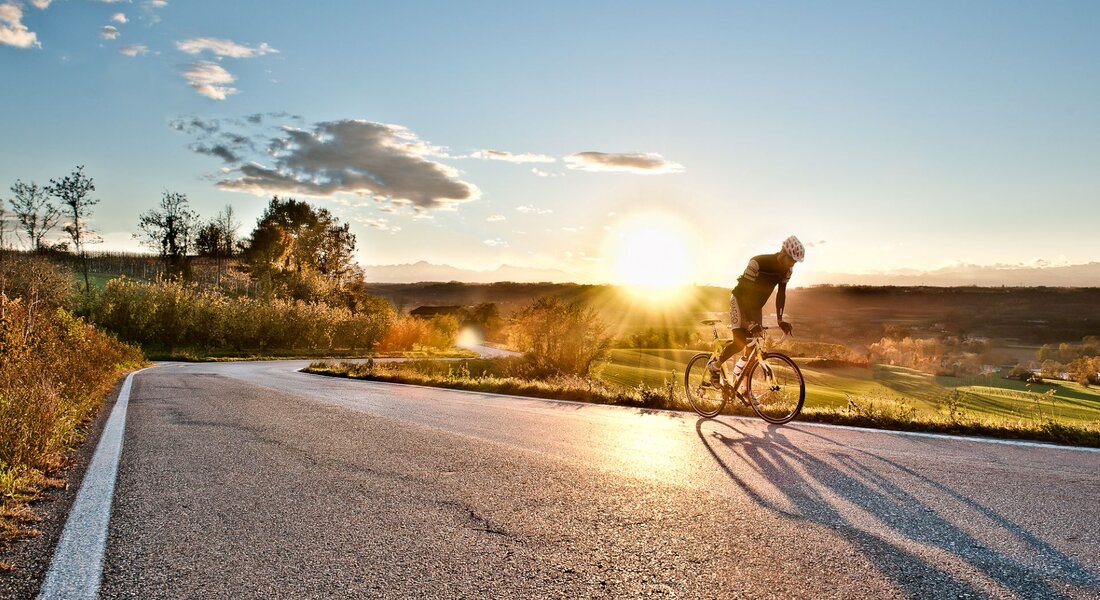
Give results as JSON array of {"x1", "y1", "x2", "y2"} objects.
[
  {"x1": 304, "y1": 360, "x2": 1100, "y2": 448},
  {"x1": 1, "y1": 303, "x2": 145, "y2": 559},
  {"x1": 147, "y1": 348, "x2": 479, "y2": 362}
]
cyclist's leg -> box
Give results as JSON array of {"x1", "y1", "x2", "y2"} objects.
[{"x1": 718, "y1": 291, "x2": 749, "y2": 365}]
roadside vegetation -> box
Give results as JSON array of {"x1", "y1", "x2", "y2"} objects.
[{"x1": 0, "y1": 257, "x2": 143, "y2": 555}]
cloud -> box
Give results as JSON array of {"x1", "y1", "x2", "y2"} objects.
[
  {"x1": 354, "y1": 216, "x2": 401, "y2": 234},
  {"x1": 146, "y1": 0, "x2": 167, "y2": 7},
  {"x1": 30, "y1": 0, "x2": 51, "y2": 8},
  {"x1": 111, "y1": 12, "x2": 128, "y2": 23},
  {"x1": 119, "y1": 43, "x2": 147, "y2": 56},
  {"x1": 563, "y1": 151, "x2": 683, "y2": 174},
  {"x1": 169, "y1": 116, "x2": 219, "y2": 134},
  {"x1": 470, "y1": 149, "x2": 555, "y2": 163},
  {"x1": 176, "y1": 118, "x2": 480, "y2": 211},
  {"x1": 176, "y1": 37, "x2": 278, "y2": 58},
  {"x1": 486, "y1": 214, "x2": 505, "y2": 222},
  {"x1": 0, "y1": 3, "x2": 39, "y2": 48},
  {"x1": 97, "y1": 0, "x2": 132, "y2": 4},
  {"x1": 180, "y1": 61, "x2": 238, "y2": 100},
  {"x1": 483, "y1": 238, "x2": 508, "y2": 247},
  {"x1": 530, "y1": 168, "x2": 563, "y2": 177},
  {"x1": 101, "y1": 25, "x2": 120, "y2": 39},
  {"x1": 516, "y1": 204, "x2": 552, "y2": 215},
  {"x1": 191, "y1": 143, "x2": 240, "y2": 164}
]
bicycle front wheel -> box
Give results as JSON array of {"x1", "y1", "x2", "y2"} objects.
[
  {"x1": 745, "y1": 352, "x2": 805, "y2": 424},
  {"x1": 684, "y1": 353, "x2": 726, "y2": 418}
]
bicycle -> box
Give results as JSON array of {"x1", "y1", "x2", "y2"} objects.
[{"x1": 683, "y1": 319, "x2": 806, "y2": 423}]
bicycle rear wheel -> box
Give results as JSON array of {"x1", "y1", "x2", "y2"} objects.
[
  {"x1": 684, "y1": 353, "x2": 727, "y2": 418},
  {"x1": 745, "y1": 352, "x2": 805, "y2": 424}
]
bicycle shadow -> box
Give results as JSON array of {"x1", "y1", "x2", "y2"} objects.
[{"x1": 695, "y1": 418, "x2": 1099, "y2": 599}]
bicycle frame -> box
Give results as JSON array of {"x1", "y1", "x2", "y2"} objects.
[{"x1": 704, "y1": 321, "x2": 777, "y2": 398}]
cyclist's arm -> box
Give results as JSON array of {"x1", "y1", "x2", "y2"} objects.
[{"x1": 776, "y1": 282, "x2": 786, "y2": 323}]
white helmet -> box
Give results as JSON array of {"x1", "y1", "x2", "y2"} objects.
[{"x1": 782, "y1": 235, "x2": 805, "y2": 262}]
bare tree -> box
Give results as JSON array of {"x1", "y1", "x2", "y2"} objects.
[
  {"x1": 0, "y1": 206, "x2": 10, "y2": 262},
  {"x1": 47, "y1": 166, "x2": 100, "y2": 293},
  {"x1": 138, "y1": 191, "x2": 199, "y2": 279},
  {"x1": 8, "y1": 180, "x2": 61, "y2": 251}
]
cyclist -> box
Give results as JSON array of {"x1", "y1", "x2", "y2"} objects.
[{"x1": 708, "y1": 235, "x2": 805, "y2": 388}]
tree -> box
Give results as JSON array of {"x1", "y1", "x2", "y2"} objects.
[
  {"x1": 240, "y1": 196, "x2": 357, "y2": 299},
  {"x1": 0, "y1": 206, "x2": 10, "y2": 257},
  {"x1": 195, "y1": 204, "x2": 240, "y2": 258},
  {"x1": 47, "y1": 166, "x2": 99, "y2": 293},
  {"x1": 8, "y1": 180, "x2": 61, "y2": 251},
  {"x1": 507, "y1": 297, "x2": 609, "y2": 375},
  {"x1": 195, "y1": 204, "x2": 240, "y2": 285},
  {"x1": 138, "y1": 192, "x2": 199, "y2": 279}
]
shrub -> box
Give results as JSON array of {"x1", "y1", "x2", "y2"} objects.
[
  {"x1": 0, "y1": 255, "x2": 144, "y2": 532},
  {"x1": 506, "y1": 297, "x2": 609, "y2": 376},
  {"x1": 88, "y1": 278, "x2": 395, "y2": 352}
]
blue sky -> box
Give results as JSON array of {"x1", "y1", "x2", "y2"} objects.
[{"x1": 2, "y1": 0, "x2": 1098, "y2": 285}]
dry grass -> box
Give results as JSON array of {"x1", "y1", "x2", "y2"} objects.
[{"x1": 1, "y1": 257, "x2": 144, "y2": 546}]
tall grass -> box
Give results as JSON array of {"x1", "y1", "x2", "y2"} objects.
[
  {"x1": 1, "y1": 257, "x2": 143, "y2": 544},
  {"x1": 88, "y1": 277, "x2": 395, "y2": 352}
]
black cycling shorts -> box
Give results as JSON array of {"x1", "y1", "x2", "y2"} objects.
[{"x1": 729, "y1": 291, "x2": 762, "y2": 333}]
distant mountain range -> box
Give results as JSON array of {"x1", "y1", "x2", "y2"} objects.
[{"x1": 363, "y1": 260, "x2": 1100, "y2": 287}]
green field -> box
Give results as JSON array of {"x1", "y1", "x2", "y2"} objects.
[{"x1": 600, "y1": 349, "x2": 1100, "y2": 425}]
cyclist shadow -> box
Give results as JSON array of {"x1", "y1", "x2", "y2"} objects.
[{"x1": 695, "y1": 419, "x2": 1099, "y2": 599}]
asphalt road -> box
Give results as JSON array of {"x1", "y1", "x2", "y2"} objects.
[{"x1": 59, "y1": 361, "x2": 1100, "y2": 598}]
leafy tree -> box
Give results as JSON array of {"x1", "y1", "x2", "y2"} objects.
[
  {"x1": 240, "y1": 196, "x2": 356, "y2": 299},
  {"x1": 464, "y1": 302, "x2": 503, "y2": 341},
  {"x1": 8, "y1": 180, "x2": 61, "y2": 251},
  {"x1": 138, "y1": 191, "x2": 199, "y2": 279},
  {"x1": 47, "y1": 166, "x2": 99, "y2": 293}
]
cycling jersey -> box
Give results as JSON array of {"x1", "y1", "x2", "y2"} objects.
[{"x1": 732, "y1": 252, "x2": 790, "y2": 321}]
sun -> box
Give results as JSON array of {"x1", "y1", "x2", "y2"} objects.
[{"x1": 605, "y1": 212, "x2": 699, "y2": 300}]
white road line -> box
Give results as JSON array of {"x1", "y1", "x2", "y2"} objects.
[
  {"x1": 299, "y1": 370, "x2": 1100, "y2": 453},
  {"x1": 38, "y1": 369, "x2": 146, "y2": 600}
]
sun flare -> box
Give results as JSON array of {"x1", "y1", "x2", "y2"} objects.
[{"x1": 605, "y1": 212, "x2": 699, "y2": 302}]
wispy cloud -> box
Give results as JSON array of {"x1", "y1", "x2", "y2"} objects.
[
  {"x1": 564, "y1": 151, "x2": 683, "y2": 174},
  {"x1": 486, "y1": 214, "x2": 506, "y2": 222},
  {"x1": 0, "y1": 3, "x2": 39, "y2": 49},
  {"x1": 180, "y1": 61, "x2": 238, "y2": 100},
  {"x1": 30, "y1": 0, "x2": 51, "y2": 9},
  {"x1": 101, "y1": 25, "x2": 120, "y2": 39},
  {"x1": 516, "y1": 204, "x2": 552, "y2": 215},
  {"x1": 530, "y1": 168, "x2": 562, "y2": 178},
  {"x1": 175, "y1": 117, "x2": 480, "y2": 211},
  {"x1": 120, "y1": 43, "x2": 147, "y2": 56},
  {"x1": 483, "y1": 238, "x2": 509, "y2": 247},
  {"x1": 176, "y1": 37, "x2": 278, "y2": 58},
  {"x1": 470, "y1": 149, "x2": 555, "y2": 164},
  {"x1": 111, "y1": 12, "x2": 128, "y2": 23},
  {"x1": 354, "y1": 216, "x2": 402, "y2": 234}
]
